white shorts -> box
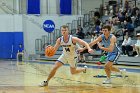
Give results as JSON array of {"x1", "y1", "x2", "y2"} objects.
[{"x1": 57, "y1": 54, "x2": 77, "y2": 68}]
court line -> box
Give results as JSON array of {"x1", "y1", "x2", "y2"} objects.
[
  {"x1": 28, "y1": 62, "x2": 138, "y2": 87},
  {"x1": 29, "y1": 61, "x2": 140, "y2": 73},
  {"x1": 0, "y1": 61, "x2": 138, "y2": 87},
  {"x1": 0, "y1": 63, "x2": 102, "y2": 86}
]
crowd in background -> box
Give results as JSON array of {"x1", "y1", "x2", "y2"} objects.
[{"x1": 76, "y1": 0, "x2": 140, "y2": 60}]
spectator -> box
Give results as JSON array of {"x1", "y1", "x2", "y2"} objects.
[
  {"x1": 93, "y1": 16, "x2": 101, "y2": 35},
  {"x1": 91, "y1": 33, "x2": 98, "y2": 50},
  {"x1": 76, "y1": 25, "x2": 85, "y2": 39},
  {"x1": 94, "y1": 11, "x2": 100, "y2": 18},
  {"x1": 18, "y1": 44, "x2": 24, "y2": 53},
  {"x1": 112, "y1": 15, "x2": 120, "y2": 25},
  {"x1": 125, "y1": 13, "x2": 132, "y2": 23},
  {"x1": 118, "y1": 12, "x2": 125, "y2": 23},
  {"x1": 131, "y1": 6, "x2": 139, "y2": 17},
  {"x1": 94, "y1": 25, "x2": 101, "y2": 35},
  {"x1": 121, "y1": 35, "x2": 133, "y2": 56},
  {"x1": 134, "y1": 9, "x2": 140, "y2": 27},
  {"x1": 76, "y1": 44, "x2": 86, "y2": 63},
  {"x1": 134, "y1": 33, "x2": 140, "y2": 57},
  {"x1": 122, "y1": 20, "x2": 134, "y2": 38}
]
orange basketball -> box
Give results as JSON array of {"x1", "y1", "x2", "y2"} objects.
[{"x1": 45, "y1": 46, "x2": 56, "y2": 57}]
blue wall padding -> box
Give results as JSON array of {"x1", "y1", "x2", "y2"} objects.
[{"x1": 0, "y1": 32, "x2": 23, "y2": 59}]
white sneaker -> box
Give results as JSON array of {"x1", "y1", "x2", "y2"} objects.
[
  {"x1": 135, "y1": 55, "x2": 139, "y2": 57},
  {"x1": 102, "y1": 78, "x2": 111, "y2": 84},
  {"x1": 120, "y1": 69, "x2": 126, "y2": 78},
  {"x1": 39, "y1": 81, "x2": 48, "y2": 87},
  {"x1": 83, "y1": 65, "x2": 87, "y2": 73}
]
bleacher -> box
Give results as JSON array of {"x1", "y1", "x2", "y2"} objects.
[
  {"x1": 35, "y1": 38, "x2": 140, "y2": 66},
  {"x1": 35, "y1": 1, "x2": 140, "y2": 66}
]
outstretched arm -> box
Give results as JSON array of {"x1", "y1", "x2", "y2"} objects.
[
  {"x1": 80, "y1": 35, "x2": 102, "y2": 51},
  {"x1": 72, "y1": 37, "x2": 93, "y2": 53},
  {"x1": 89, "y1": 35, "x2": 102, "y2": 47}
]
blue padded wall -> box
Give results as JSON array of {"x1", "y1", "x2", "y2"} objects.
[{"x1": 0, "y1": 32, "x2": 23, "y2": 59}]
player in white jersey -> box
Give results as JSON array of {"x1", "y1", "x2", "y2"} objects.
[{"x1": 39, "y1": 25, "x2": 93, "y2": 87}]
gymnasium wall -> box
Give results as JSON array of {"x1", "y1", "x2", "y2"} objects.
[
  {"x1": 0, "y1": 15, "x2": 23, "y2": 59},
  {"x1": 0, "y1": 0, "x2": 124, "y2": 59},
  {"x1": 81, "y1": 0, "x2": 103, "y2": 14},
  {"x1": 0, "y1": 14, "x2": 82, "y2": 58},
  {"x1": 0, "y1": 0, "x2": 104, "y2": 14},
  {"x1": 23, "y1": 15, "x2": 82, "y2": 55}
]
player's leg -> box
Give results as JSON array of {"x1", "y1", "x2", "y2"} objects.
[
  {"x1": 39, "y1": 55, "x2": 65, "y2": 87},
  {"x1": 110, "y1": 53, "x2": 120, "y2": 72},
  {"x1": 47, "y1": 61, "x2": 63, "y2": 81},
  {"x1": 107, "y1": 52, "x2": 121, "y2": 72},
  {"x1": 104, "y1": 61, "x2": 121, "y2": 77},
  {"x1": 69, "y1": 57, "x2": 87, "y2": 74},
  {"x1": 39, "y1": 61, "x2": 63, "y2": 87},
  {"x1": 70, "y1": 66, "x2": 86, "y2": 74},
  {"x1": 103, "y1": 53, "x2": 125, "y2": 84},
  {"x1": 104, "y1": 61, "x2": 112, "y2": 78},
  {"x1": 103, "y1": 61, "x2": 112, "y2": 84},
  {"x1": 103, "y1": 53, "x2": 117, "y2": 84}
]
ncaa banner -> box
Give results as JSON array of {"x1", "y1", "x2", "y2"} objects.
[
  {"x1": 43, "y1": 20, "x2": 55, "y2": 33},
  {"x1": 27, "y1": 0, "x2": 40, "y2": 14},
  {"x1": 60, "y1": 0, "x2": 72, "y2": 14}
]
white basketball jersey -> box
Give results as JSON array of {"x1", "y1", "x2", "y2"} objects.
[{"x1": 60, "y1": 35, "x2": 77, "y2": 57}]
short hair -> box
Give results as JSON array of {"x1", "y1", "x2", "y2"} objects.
[
  {"x1": 61, "y1": 25, "x2": 69, "y2": 29},
  {"x1": 102, "y1": 25, "x2": 111, "y2": 31}
]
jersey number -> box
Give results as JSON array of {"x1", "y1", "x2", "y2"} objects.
[{"x1": 65, "y1": 48, "x2": 70, "y2": 52}]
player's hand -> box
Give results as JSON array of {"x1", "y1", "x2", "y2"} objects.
[
  {"x1": 88, "y1": 49, "x2": 94, "y2": 54},
  {"x1": 45, "y1": 45, "x2": 51, "y2": 48}
]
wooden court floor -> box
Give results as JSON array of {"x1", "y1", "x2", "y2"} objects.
[{"x1": 0, "y1": 60, "x2": 139, "y2": 93}]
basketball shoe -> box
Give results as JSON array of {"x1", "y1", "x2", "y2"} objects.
[
  {"x1": 120, "y1": 69, "x2": 126, "y2": 78},
  {"x1": 39, "y1": 81, "x2": 48, "y2": 87},
  {"x1": 102, "y1": 78, "x2": 111, "y2": 84},
  {"x1": 83, "y1": 65, "x2": 87, "y2": 73}
]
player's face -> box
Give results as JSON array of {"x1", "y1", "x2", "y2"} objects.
[
  {"x1": 102, "y1": 28, "x2": 110, "y2": 36},
  {"x1": 138, "y1": 36, "x2": 140, "y2": 39},
  {"x1": 61, "y1": 27, "x2": 69, "y2": 36}
]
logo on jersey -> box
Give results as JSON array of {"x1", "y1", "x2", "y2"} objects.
[{"x1": 65, "y1": 48, "x2": 70, "y2": 52}]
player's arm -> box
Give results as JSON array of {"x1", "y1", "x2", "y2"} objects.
[
  {"x1": 72, "y1": 37, "x2": 93, "y2": 53},
  {"x1": 98, "y1": 35, "x2": 116, "y2": 52},
  {"x1": 89, "y1": 35, "x2": 102, "y2": 47},
  {"x1": 53, "y1": 38, "x2": 61, "y2": 51},
  {"x1": 81, "y1": 35, "x2": 102, "y2": 51}
]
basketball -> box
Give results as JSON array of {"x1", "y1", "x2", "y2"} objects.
[{"x1": 45, "y1": 46, "x2": 56, "y2": 57}]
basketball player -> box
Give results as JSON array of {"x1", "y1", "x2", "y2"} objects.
[
  {"x1": 39, "y1": 25, "x2": 93, "y2": 87},
  {"x1": 80, "y1": 25, "x2": 124, "y2": 84}
]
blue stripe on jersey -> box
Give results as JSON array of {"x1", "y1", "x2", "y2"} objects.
[{"x1": 107, "y1": 51, "x2": 120, "y2": 62}]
